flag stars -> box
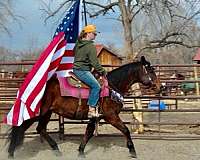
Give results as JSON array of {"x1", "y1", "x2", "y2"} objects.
[{"x1": 53, "y1": 0, "x2": 79, "y2": 41}]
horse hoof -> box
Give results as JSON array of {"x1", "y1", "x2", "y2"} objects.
[
  {"x1": 53, "y1": 150, "x2": 62, "y2": 156},
  {"x1": 78, "y1": 150, "x2": 86, "y2": 158},
  {"x1": 8, "y1": 154, "x2": 14, "y2": 159},
  {"x1": 40, "y1": 136, "x2": 44, "y2": 143},
  {"x1": 78, "y1": 152, "x2": 86, "y2": 158},
  {"x1": 129, "y1": 149, "x2": 137, "y2": 158},
  {"x1": 130, "y1": 152, "x2": 137, "y2": 158}
]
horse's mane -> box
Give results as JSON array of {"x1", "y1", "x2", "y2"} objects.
[
  {"x1": 107, "y1": 61, "x2": 142, "y2": 93},
  {"x1": 108, "y1": 61, "x2": 141, "y2": 75}
]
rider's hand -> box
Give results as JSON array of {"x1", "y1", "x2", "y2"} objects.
[{"x1": 102, "y1": 70, "x2": 107, "y2": 77}]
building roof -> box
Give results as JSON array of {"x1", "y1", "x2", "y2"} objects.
[
  {"x1": 193, "y1": 48, "x2": 200, "y2": 61},
  {"x1": 95, "y1": 44, "x2": 123, "y2": 60}
]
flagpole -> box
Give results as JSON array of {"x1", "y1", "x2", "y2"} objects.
[{"x1": 82, "y1": 0, "x2": 87, "y2": 25}]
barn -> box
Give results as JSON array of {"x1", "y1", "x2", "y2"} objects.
[
  {"x1": 192, "y1": 48, "x2": 200, "y2": 63},
  {"x1": 96, "y1": 44, "x2": 123, "y2": 71}
]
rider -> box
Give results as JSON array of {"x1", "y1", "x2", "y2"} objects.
[{"x1": 73, "y1": 24, "x2": 107, "y2": 118}]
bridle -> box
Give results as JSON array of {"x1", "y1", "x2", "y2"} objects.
[
  {"x1": 143, "y1": 64, "x2": 154, "y2": 84},
  {"x1": 143, "y1": 64, "x2": 152, "y2": 81}
]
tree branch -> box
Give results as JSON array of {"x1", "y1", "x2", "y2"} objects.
[
  {"x1": 139, "y1": 41, "x2": 200, "y2": 53},
  {"x1": 85, "y1": 1, "x2": 119, "y2": 17},
  {"x1": 41, "y1": 0, "x2": 71, "y2": 23},
  {"x1": 138, "y1": 30, "x2": 200, "y2": 53}
]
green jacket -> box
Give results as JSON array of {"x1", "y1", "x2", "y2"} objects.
[{"x1": 73, "y1": 39, "x2": 106, "y2": 74}]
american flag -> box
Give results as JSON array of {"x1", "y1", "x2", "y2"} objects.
[
  {"x1": 55, "y1": 0, "x2": 82, "y2": 77},
  {"x1": 4, "y1": 0, "x2": 82, "y2": 126}
]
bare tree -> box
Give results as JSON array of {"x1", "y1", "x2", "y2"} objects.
[
  {"x1": 40, "y1": 0, "x2": 200, "y2": 61},
  {"x1": 0, "y1": 0, "x2": 22, "y2": 35}
]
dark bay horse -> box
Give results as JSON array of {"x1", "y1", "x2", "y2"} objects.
[{"x1": 7, "y1": 56, "x2": 160, "y2": 158}]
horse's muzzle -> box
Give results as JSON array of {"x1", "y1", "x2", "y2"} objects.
[{"x1": 149, "y1": 81, "x2": 162, "y2": 94}]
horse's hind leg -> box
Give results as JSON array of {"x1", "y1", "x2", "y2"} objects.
[
  {"x1": 36, "y1": 111, "x2": 61, "y2": 156},
  {"x1": 7, "y1": 117, "x2": 39, "y2": 158},
  {"x1": 105, "y1": 115, "x2": 137, "y2": 158},
  {"x1": 78, "y1": 119, "x2": 96, "y2": 156}
]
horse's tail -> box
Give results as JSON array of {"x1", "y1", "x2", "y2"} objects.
[{"x1": 7, "y1": 116, "x2": 39, "y2": 158}]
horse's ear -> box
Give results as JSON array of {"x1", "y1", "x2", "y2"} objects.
[
  {"x1": 140, "y1": 56, "x2": 146, "y2": 64},
  {"x1": 140, "y1": 56, "x2": 151, "y2": 66}
]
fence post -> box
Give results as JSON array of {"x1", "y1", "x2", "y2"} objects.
[
  {"x1": 131, "y1": 83, "x2": 144, "y2": 133},
  {"x1": 0, "y1": 69, "x2": 5, "y2": 78},
  {"x1": 194, "y1": 66, "x2": 199, "y2": 96}
]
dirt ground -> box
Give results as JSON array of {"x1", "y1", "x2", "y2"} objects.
[
  {"x1": 1, "y1": 134, "x2": 200, "y2": 160},
  {"x1": 1, "y1": 100, "x2": 200, "y2": 160}
]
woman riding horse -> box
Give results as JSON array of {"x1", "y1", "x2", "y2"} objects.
[
  {"x1": 73, "y1": 24, "x2": 106, "y2": 118},
  {"x1": 7, "y1": 56, "x2": 160, "y2": 159}
]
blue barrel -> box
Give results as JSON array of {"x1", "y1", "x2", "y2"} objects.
[{"x1": 148, "y1": 100, "x2": 166, "y2": 110}]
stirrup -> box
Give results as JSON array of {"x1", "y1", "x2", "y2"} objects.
[
  {"x1": 88, "y1": 110, "x2": 97, "y2": 118},
  {"x1": 95, "y1": 105, "x2": 102, "y2": 117},
  {"x1": 95, "y1": 109, "x2": 102, "y2": 117},
  {"x1": 88, "y1": 107, "x2": 97, "y2": 118},
  {"x1": 88, "y1": 107, "x2": 102, "y2": 118}
]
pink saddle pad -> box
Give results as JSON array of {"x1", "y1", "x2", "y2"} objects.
[{"x1": 58, "y1": 77, "x2": 109, "y2": 99}]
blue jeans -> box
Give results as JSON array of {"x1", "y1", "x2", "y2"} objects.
[{"x1": 73, "y1": 69, "x2": 101, "y2": 107}]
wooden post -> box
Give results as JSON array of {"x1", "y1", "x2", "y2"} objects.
[
  {"x1": 131, "y1": 83, "x2": 144, "y2": 133},
  {"x1": 0, "y1": 69, "x2": 5, "y2": 78},
  {"x1": 0, "y1": 111, "x2": 2, "y2": 134},
  {"x1": 194, "y1": 66, "x2": 199, "y2": 96}
]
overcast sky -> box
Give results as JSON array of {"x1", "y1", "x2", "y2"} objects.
[{"x1": 0, "y1": 0, "x2": 123, "y2": 52}]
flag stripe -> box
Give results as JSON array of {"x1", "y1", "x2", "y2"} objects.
[
  {"x1": 56, "y1": 70, "x2": 73, "y2": 77},
  {"x1": 21, "y1": 45, "x2": 57, "y2": 102},
  {"x1": 57, "y1": 63, "x2": 74, "y2": 70},
  {"x1": 18, "y1": 33, "x2": 65, "y2": 98},
  {"x1": 4, "y1": 0, "x2": 82, "y2": 126},
  {"x1": 63, "y1": 50, "x2": 74, "y2": 56},
  {"x1": 25, "y1": 71, "x2": 48, "y2": 109},
  {"x1": 30, "y1": 84, "x2": 46, "y2": 112},
  {"x1": 65, "y1": 43, "x2": 75, "y2": 50},
  {"x1": 60, "y1": 56, "x2": 74, "y2": 63},
  {"x1": 12, "y1": 99, "x2": 21, "y2": 125},
  {"x1": 48, "y1": 57, "x2": 62, "y2": 71},
  {"x1": 51, "y1": 40, "x2": 67, "y2": 62}
]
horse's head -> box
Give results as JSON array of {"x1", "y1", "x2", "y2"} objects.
[
  {"x1": 140, "y1": 56, "x2": 161, "y2": 93},
  {"x1": 107, "y1": 56, "x2": 161, "y2": 95}
]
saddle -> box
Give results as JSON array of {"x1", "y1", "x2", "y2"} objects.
[
  {"x1": 67, "y1": 71, "x2": 104, "y2": 89},
  {"x1": 67, "y1": 72, "x2": 89, "y2": 89},
  {"x1": 57, "y1": 72, "x2": 109, "y2": 99}
]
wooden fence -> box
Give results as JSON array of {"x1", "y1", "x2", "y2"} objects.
[{"x1": 1, "y1": 62, "x2": 200, "y2": 138}]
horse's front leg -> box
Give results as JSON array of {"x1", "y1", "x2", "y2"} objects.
[
  {"x1": 105, "y1": 115, "x2": 137, "y2": 158},
  {"x1": 78, "y1": 118, "x2": 96, "y2": 156}
]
